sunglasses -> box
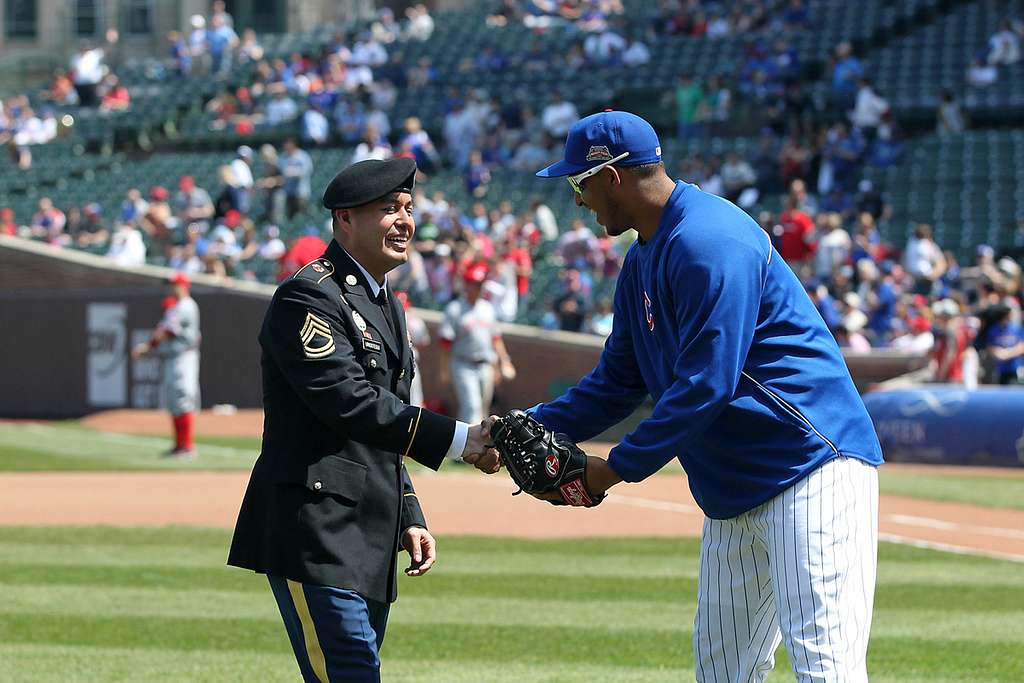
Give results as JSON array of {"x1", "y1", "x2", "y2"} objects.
[{"x1": 566, "y1": 151, "x2": 630, "y2": 194}]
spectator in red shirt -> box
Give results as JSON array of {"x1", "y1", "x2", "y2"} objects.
[
  {"x1": 277, "y1": 232, "x2": 328, "y2": 281},
  {"x1": 99, "y1": 75, "x2": 130, "y2": 111},
  {"x1": 929, "y1": 299, "x2": 974, "y2": 385},
  {"x1": 502, "y1": 233, "x2": 532, "y2": 298},
  {"x1": 0, "y1": 208, "x2": 16, "y2": 236},
  {"x1": 777, "y1": 194, "x2": 815, "y2": 274}
]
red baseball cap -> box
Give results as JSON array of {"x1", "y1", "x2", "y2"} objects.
[
  {"x1": 394, "y1": 290, "x2": 411, "y2": 310},
  {"x1": 463, "y1": 263, "x2": 488, "y2": 285},
  {"x1": 168, "y1": 272, "x2": 191, "y2": 287},
  {"x1": 150, "y1": 186, "x2": 169, "y2": 200},
  {"x1": 910, "y1": 316, "x2": 931, "y2": 334},
  {"x1": 179, "y1": 175, "x2": 195, "y2": 190},
  {"x1": 224, "y1": 209, "x2": 241, "y2": 227}
]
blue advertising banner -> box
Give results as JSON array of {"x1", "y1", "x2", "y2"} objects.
[{"x1": 862, "y1": 386, "x2": 1024, "y2": 467}]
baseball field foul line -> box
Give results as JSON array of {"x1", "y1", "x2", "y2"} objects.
[
  {"x1": 460, "y1": 472, "x2": 1024, "y2": 561},
  {"x1": 878, "y1": 533, "x2": 1024, "y2": 563}
]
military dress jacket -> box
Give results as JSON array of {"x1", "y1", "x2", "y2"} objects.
[{"x1": 228, "y1": 239, "x2": 457, "y2": 603}]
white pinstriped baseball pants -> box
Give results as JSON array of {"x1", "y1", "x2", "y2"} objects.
[{"x1": 693, "y1": 456, "x2": 879, "y2": 682}]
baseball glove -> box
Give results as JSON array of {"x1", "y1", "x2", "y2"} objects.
[{"x1": 490, "y1": 410, "x2": 605, "y2": 507}]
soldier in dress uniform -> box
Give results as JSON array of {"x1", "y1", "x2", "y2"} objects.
[{"x1": 227, "y1": 157, "x2": 498, "y2": 683}]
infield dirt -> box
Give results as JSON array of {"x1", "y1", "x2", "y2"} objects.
[{"x1": 0, "y1": 410, "x2": 1019, "y2": 561}]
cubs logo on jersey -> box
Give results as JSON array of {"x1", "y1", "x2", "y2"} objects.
[{"x1": 643, "y1": 290, "x2": 654, "y2": 331}]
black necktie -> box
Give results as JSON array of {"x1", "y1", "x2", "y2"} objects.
[{"x1": 377, "y1": 290, "x2": 397, "y2": 340}]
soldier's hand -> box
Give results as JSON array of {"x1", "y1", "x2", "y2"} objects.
[
  {"x1": 461, "y1": 418, "x2": 501, "y2": 474},
  {"x1": 401, "y1": 526, "x2": 436, "y2": 577}
]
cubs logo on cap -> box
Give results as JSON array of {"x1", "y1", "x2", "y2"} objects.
[{"x1": 536, "y1": 110, "x2": 663, "y2": 178}]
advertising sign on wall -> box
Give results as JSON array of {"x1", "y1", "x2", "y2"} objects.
[
  {"x1": 86, "y1": 303, "x2": 127, "y2": 408},
  {"x1": 863, "y1": 386, "x2": 1024, "y2": 467}
]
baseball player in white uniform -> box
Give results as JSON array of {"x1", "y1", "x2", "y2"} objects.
[
  {"x1": 132, "y1": 272, "x2": 201, "y2": 458},
  {"x1": 439, "y1": 263, "x2": 514, "y2": 461},
  {"x1": 523, "y1": 111, "x2": 883, "y2": 680}
]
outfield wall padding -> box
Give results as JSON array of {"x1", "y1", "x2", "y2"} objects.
[{"x1": 863, "y1": 386, "x2": 1024, "y2": 467}]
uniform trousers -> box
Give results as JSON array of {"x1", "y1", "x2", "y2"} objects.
[
  {"x1": 161, "y1": 349, "x2": 200, "y2": 416},
  {"x1": 693, "y1": 456, "x2": 879, "y2": 682},
  {"x1": 268, "y1": 575, "x2": 390, "y2": 683},
  {"x1": 450, "y1": 358, "x2": 494, "y2": 425}
]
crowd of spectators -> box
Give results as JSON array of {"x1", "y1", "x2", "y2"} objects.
[
  {"x1": 0, "y1": 97, "x2": 60, "y2": 169},
  {"x1": 650, "y1": 0, "x2": 812, "y2": 38},
  {"x1": 967, "y1": 15, "x2": 1023, "y2": 88},
  {"x1": 1, "y1": 26, "x2": 125, "y2": 169},
  {"x1": 2, "y1": 2, "x2": 1022, "y2": 385},
  {"x1": 487, "y1": 0, "x2": 625, "y2": 31},
  {"x1": 189, "y1": 4, "x2": 439, "y2": 148},
  {"x1": 750, "y1": 179, "x2": 1023, "y2": 386},
  {"x1": 1, "y1": 133, "x2": 317, "y2": 280}
]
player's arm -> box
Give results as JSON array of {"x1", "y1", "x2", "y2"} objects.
[
  {"x1": 131, "y1": 317, "x2": 171, "y2": 358},
  {"x1": 263, "y1": 278, "x2": 456, "y2": 470},
  {"x1": 530, "y1": 254, "x2": 649, "y2": 442},
  {"x1": 493, "y1": 333, "x2": 515, "y2": 378},
  {"x1": 606, "y1": 229, "x2": 766, "y2": 483}
]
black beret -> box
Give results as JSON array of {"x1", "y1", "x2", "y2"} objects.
[{"x1": 322, "y1": 157, "x2": 417, "y2": 210}]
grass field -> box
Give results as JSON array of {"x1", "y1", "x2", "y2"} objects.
[
  {"x1": 0, "y1": 527, "x2": 1022, "y2": 682},
  {"x1": 2, "y1": 421, "x2": 1023, "y2": 510},
  {"x1": 2, "y1": 422, "x2": 1023, "y2": 680}
]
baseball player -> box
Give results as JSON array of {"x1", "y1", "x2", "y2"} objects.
[
  {"x1": 438, "y1": 263, "x2": 515, "y2": 460},
  {"x1": 132, "y1": 272, "x2": 201, "y2": 458},
  {"x1": 525, "y1": 111, "x2": 884, "y2": 681}
]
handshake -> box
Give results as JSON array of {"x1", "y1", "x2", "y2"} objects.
[{"x1": 459, "y1": 410, "x2": 610, "y2": 507}]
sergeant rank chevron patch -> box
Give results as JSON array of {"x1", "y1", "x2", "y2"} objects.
[{"x1": 300, "y1": 312, "x2": 336, "y2": 359}]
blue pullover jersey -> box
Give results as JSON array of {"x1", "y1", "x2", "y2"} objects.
[{"x1": 533, "y1": 182, "x2": 883, "y2": 519}]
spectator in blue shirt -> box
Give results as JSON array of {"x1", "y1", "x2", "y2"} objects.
[
  {"x1": 830, "y1": 42, "x2": 863, "y2": 111},
  {"x1": 464, "y1": 150, "x2": 492, "y2": 197},
  {"x1": 985, "y1": 305, "x2": 1024, "y2": 384},
  {"x1": 806, "y1": 279, "x2": 842, "y2": 334},
  {"x1": 280, "y1": 138, "x2": 313, "y2": 219},
  {"x1": 168, "y1": 31, "x2": 191, "y2": 76},
  {"x1": 867, "y1": 272, "x2": 898, "y2": 344},
  {"x1": 207, "y1": 14, "x2": 239, "y2": 77}
]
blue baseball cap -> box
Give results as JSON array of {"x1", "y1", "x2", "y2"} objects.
[{"x1": 536, "y1": 110, "x2": 662, "y2": 178}]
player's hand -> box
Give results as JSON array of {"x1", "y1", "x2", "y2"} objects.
[
  {"x1": 461, "y1": 418, "x2": 501, "y2": 474},
  {"x1": 528, "y1": 456, "x2": 619, "y2": 506},
  {"x1": 401, "y1": 526, "x2": 436, "y2": 577},
  {"x1": 499, "y1": 359, "x2": 516, "y2": 381},
  {"x1": 131, "y1": 342, "x2": 149, "y2": 360}
]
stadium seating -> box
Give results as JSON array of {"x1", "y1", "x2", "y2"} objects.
[
  {"x1": 863, "y1": 129, "x2": 1024, "y2": 257},
  {"x1": 866, "y1": 0, "x2": 1024, "y2": 122},
  {"x1": 4, "y1": 0, "x2": 1023, "y2": 328}
]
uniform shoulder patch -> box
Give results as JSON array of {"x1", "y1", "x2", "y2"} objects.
[
  {"x1": 293, "y1": 258, "x2": 335, "y2": 284},
  {"x1": 300, "y1": 311, "x2": 336, "y2": 359}
]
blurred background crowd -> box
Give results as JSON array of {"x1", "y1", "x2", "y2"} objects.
[{"x1": 1, "y1": 0, "x2": 1021, "y2": 386}]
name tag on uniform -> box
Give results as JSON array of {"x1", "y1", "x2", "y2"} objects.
[{"x1": 362, "y1": 338, "x2": 382, "y2": 353}]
